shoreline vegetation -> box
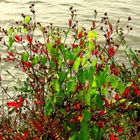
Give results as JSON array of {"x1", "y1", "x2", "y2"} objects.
[{"x1": 0, "y1": 4, "x2": 140, "y2": 140}]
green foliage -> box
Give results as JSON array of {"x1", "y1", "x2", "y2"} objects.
[{"x1": 0, "y1": 5, "x2": 139, "y2": 140}]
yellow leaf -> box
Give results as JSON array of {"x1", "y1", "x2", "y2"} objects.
[{"x1": 88, "y1": 31, "x2": 98, "y2": 41}]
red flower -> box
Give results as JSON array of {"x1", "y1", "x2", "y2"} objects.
[
  {"x1": 23, "y1": 61, "x2": 31, "y2": 69},
  {"x1": 108, "y1": 47, "x2": 115, "y2": 57},
  {"x1": 110, "y1": 64, "x2": 119, "y2": 76},
  {"x1": 78, "y1": 31, "x2": 83, "y2": 39},
  {"x1": 27, "y1": 35, "x2": 33, "y2": 44},
  {"x1": 109, "y1": 24, "x2": 113, "y2": 32},
  {"x1": 92, "y1": 50, "x2": 98, "y2": 56},
  {"x1": 7, "y1": 97, "x2": 24, "y2": 109},
  {"x1": 71, "y1": 43, "x2": 78, "y2": 48},
  {"x1": 114, "y1": 93, "x2": 119, "y2": 101},
  {"x1": 15, "y1": 35, "x2": 22, "y2": 43},
  {"x1": 7, "y1": 51, "x2": 15, "y2": 57},
  {"x1": 132, "y1": 84, "x2": 140, "y2": 95},
  {"x1": 57, "y1": 38, "x2": 61, "y2": 45},
  {"x1": 96, "y1": 121, "x2": 104, "y2": 128},
  {"x1": 79, "y1": 40, "x2": 83, "y2": 46},
  {"x1": 122, "y1": 87, "x2": 130, "y2": 97},
  {"x1": 24, "y1": 131, "x2": 28, "y2": 137},
  {"x1": 117, "y1": 127, "x2": 123, "y2": 133},
  {"x1": 107, "y1": 31, "x2": 111, "y2": 38},
  {"x1": 98, "y1": 110, "x2": 105, "y2": 116},
  {"x1": 110, "y1": 134, "x2": 118, "y2": 140}
]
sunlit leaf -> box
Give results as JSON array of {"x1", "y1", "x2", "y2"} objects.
[{"x1": 25, "y1": 15, "x2": 31, "y2": 24}]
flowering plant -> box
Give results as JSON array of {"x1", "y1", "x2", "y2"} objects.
[{"x1": 0, "y1": 4, "x2": 140, "y2": 139}]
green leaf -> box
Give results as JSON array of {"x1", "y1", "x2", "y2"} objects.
[
  {"x1": 58, "y1": 71, "x2": 67, "y2": 83},
  {"x1": 8, "y1": 28, "x2": 14, "y2": 37},
  {"x1": 25, "y1": 16, "x2": 31, "y2": 24},
  {"x1": 66, "y1": 77, "x2": 77, "y2": 94},
  {"x1": 68, "y1": 132, "x2": 78, "y2": 140},
  {"x1": 108, "y1": 76, "x2": 118, "y2": 89},
  {"x1": 83, "y1": 109, "x2": 91, "y2": 121},
  {"x1": 52, "y1": 79, "x2": 60, "y2": 92},
  {"x1": 92, "y1": 126, "x2": 105, "y2": 140},
  {"x1": 117, "y1": 82, "x2": 125, "y2": 94},
  {"x1": 96, "y1": 94, "x2": 103, "y2": 109},
  {"x1": 22, "y1": 52, "x2": 29, "y2": 62},
  {"x1": 79, "y1": 121, "x2": 89, "y2": 140},
  {"x1": 32, "y1": 56, "x2": 39, "y2": 66},
  {"x1": 73, "y1": 57, "x2": 81, "y2": 71},
  {"x1": 40, "y1": 56, "x2": 47, "y2": 65},
  {"x1": 78, "y1": 69, "x2": 87, "y2": 84},
  {"x1": 8, "y1": 37, "x2": 14, "y2": 48}
]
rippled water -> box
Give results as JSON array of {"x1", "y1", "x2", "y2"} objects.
[
  {"x1": 0, "y1": 0, "x2": 140, "y2": 95},
  {"x1": 0, "y1": 0, "x2": 140, "y2": 48}
]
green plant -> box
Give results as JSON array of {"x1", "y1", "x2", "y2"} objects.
[{"x1": 0, "y1": 4, "x2": 140, "y2": 140}]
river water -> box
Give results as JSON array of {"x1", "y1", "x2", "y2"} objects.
[{"x1": 0, "y1": 0, "x2": 140, "y2": 101}]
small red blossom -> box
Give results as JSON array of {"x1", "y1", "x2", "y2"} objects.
[
  {"x1": 57, "y1": 38, "x2": 61, "y2": 45},
  {"x1": 132, "y1": 84, "x2": 140, "y2": 95},
  {"x1": 7, "y1": 51, "x2": 15, "y2": 57},
  {"x1": 110, "y1": 64, "x2": 119, "y2": 76},
  {"x1": 109, "y1": 23, "x2": 113, "y2": 32},
  {"x1": 103, "y1": 97, "x2": 109, "y2": 107},
  {"x1": 96, "y1": 121, "x2": 104, "y2": 128},
  {"x1": 74, "y1": 102, "x2": 81, "y2": 110},
  {"x1": 110, "y1": 134, "x2": 118, "y2": 140},
  {"x1": 5, "y1": 57, "x2": 14, "y2": 62},
  {"x1": 23, "y1": 61, "x2": 31, "y2": 69},
  {"x1": 78, "y1": 31, "x2": 83, "y2": 39},
  {"x1": 79, "y1": 40, "x2": 83, "y2": 46},
  {"x1": 117, "y1": 127, "x2": 123, "y2": 133},
  {"x1": 107, "y1": 31, "x2": 111, "y2": 38},
  {"x1": 108, "y1": 47, "x2": 115, "y2": 57},
  {"x1": 98, "y1": 110, "x2": 105, "y2": 116},
  {"x1": 7, "y1": 97, "x2": 24, "y2": 109},
  {"x1": 15, "y1": 35, "x2": 22, "y2": 43},
  {"x1": 24, "y1": 131, "x2": 28, "y2": 137},
  {"x1": 71, "y1": 43, "x2": 78, "y2": 49},
  {"x1": 92, "y1": 50, "x2": 98, "y2": 56},
  {"x1": 27, "y1": 35, "x2": 33, "y2": 44},
  {"x1": 114, "y1": 93, "x2": 119, "y2": 101},
  {"x1": 122, "y1": 87, "x2": 130, "y2": 97}
]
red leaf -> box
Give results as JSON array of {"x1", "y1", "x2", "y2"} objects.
[
  {"x1": 27, "y1": 35, "x2": 33, "y2": 44},
  {"x1": 15, "y1": 35, "x2": 22, "y2": 43}
]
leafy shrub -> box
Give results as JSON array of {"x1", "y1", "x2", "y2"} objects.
[{"x1": 0, "y1": 4, "x2": 140, "y2": 140}]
